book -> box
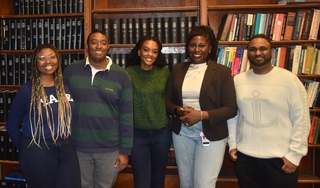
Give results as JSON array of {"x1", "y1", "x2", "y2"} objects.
[
  {"x1": 111, "y1": 19, "x2": 120, "y2": 44},
  {"x1": 291, "y1": 45, "x2": 302, "y2": 75},
  {"x1": 163, "y1": 17, "x2": 170, "y2": 43},
  {"x1": 43, "y1": 18, "x2": 50, "y2": 44},
  {"x1": 156, "y1": 17, "x2": 163, "y2": 42},
  {"x1": 297, "y1": 11, "x2": 306, "y2": 40},
  {"x1": 283, "y1": 12, "x2": 296, "y2": 40},
  {"x1": 10, "y1": 20, "x2": 17, "y2": 50},
  {"x1": 65, "y1": 18, "x2": 71, "y2": 49},
  {"x1": 171, "y1": 17, "x2": 178, "y2": 43},
  {"x1": 31, "y1": 19, "x2": 38, "y2": 49},
  {"x1": 278, "y1": 47, "x2": 287, "y2": 68},
  {"x1": 246, "y1": 14, "x2": 254, "y2": 40},
  {"x1": 179, "y1": 17, "x2": 187, "y2": 43},
  {"x1": 141, "y1": 18, "x2": 148, "y2": 37},
  {"x1": 1, "y1": 55, "x2": 7, "y2": 85},
  {"x1": 313, "y1": 118, "x2": 320, "y2": 143},
  {"x1": 308, "y1": 115, "x2": 319, "y2": 144},
  {"x1": 238, "y1": 14, "x2": 245, "y2": 41},
  {"x1": 102, "y1": 18, "x2": 110, "y2": 37},
  {"x1": 92, "y1": 18, "x2": 102, "y2": 31},
  {"x1": 133, "y1": 18, "x2": 140, "y2": 44},
  {"x1": 7, "y1": 56, "x2": 14, "y2": 85},
  {"x1": 4, "y1": 172, "x2": 26, "y2": 182},
  {"x1": 14, "y1": 55, "x2": 20, "y2": 85},
  {"x1": 301, "y1": 10, "x2": 313, "y2": 40},
  {"x1": 292, "y1": 11, "x2": 304, "y2": 40},
  {"x1": 148, "y1": 17, "x2": 156, "y2": 37},
  {"x1": 216, "y1": 13, "x2": 233, "y2": 41},
  {"x1": 20, "y1": 55, "x2": 27, "y2": 84},
  {"x1": 0, "y1": 126, "x2": 7, "y2": 160},
  {"x1": 25, "y1": 19, "x2": 32, "y2": 50},
  {"x1": 16, "y1": 20, "x2": 22, "y2": 50},
  {"x1": 308, "y1": 9, "x2": 320, "y2": 40},
  {"x1": 55, "y1": 18, "x2": 61, "y2": 49},
  {"x1": 71, "y1": 18, "x2": 77, "y2": 49},
  {"x1": 120, "y1": 18, "x2": 128, "y2": 44},
  {"x1": 76, "y1": 19, "x2": 83, "y2": 49},
  {"x1": 302, "y1": 45, "x2": 316, "y2": 74}
]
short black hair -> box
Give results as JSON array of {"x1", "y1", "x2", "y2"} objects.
[
  {"x1": 248, "y1": 34, "x2": 272, "y2": 49},
  {"x1": 86, "y1": 30, "x2": 109, "y2": 45}
]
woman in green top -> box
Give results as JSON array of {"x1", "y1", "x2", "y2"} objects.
[{"x1": 126, "y1": 36, "x2": 172, "y2": 188}]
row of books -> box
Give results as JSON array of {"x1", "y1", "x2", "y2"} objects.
[
  {"x1": 14, "y1": 0, "x2": 83, "y2": 15},
  {"x1": 0, "y1": 54, "x2": 84, "y2": 85},
  {"x1": 308, "y1": 114, "x2": 320, "y2": 144},
  {"x1": 93, "y1": 16, "x2": 198, "y2": 44},
  {"x1": 109, "y1": 53, "x2": 187, "y2": 71},
  {"x1": 0, "y1": 18, "x2": 84, "y2": 50},
  {"x1": 217, "y1": 45, "x2": 320, "y2": 76},
  {"x1": 0, "y1": 127, "x2": 19, "y2": 161},
  {"x1": 217, "y1": 9, "x2": 320, "y2": 42},
  {"x1": 279, "y1": 0, "x2": 320, "y2": 4}
]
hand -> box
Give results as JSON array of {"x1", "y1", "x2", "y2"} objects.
[
  {"x1": 114, "y1": 154, "x2": 129, "y2": 172},
  {"x1": 179, "y1": 107, "x2": 199, "y2": 127},
  {"x1": 229, "y1": 149, "x2": 238, "y2": 161},
  {"x1": 282, "y1": 157, "x2": 297, "y2": 174}
]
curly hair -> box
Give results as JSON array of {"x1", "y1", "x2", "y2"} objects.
[
  {"x1": 185, "y1": 25, "x2": 218, "y2": 61},
  {"x1": 125, "y1": 35, "x2": 167, "y2": 68},
  {"x1": 29, "y1": 43, "x2": 72, "y2": 147}
]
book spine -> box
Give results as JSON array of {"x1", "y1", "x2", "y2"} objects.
[
  {"x1": 60, "y1": 18, "x2": 66, "y2": 49},
  {"x1": 71, "y1": 18, "x2": 77, "y2": 49},
  {"x1": 7, "y1": 56, "x2": 14, "y2": 85},
  {"x1": 32, "y1": 19, "x2": 38, "y2": 49},
  {"x1": 179, "y1": 17, "x2": 186, "y2": 43},
  {"x1": 20, "y1": 55, "x2": 27, "y2": 84},
  {"x1": 14, "y1": 56, "x2": 20, "y2": 85},
  {"x1": 120, "y1": 18, "x2": 128, "y2": 44},
  {"x1": 76, "y1": 19, "x2": 83, "y2": 49}
]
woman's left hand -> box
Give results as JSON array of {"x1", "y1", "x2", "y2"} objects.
[{"x1": 180, "y1": 108, "x2": 202, "y2": 127}]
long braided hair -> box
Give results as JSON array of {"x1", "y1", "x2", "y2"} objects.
[{"x1": 29, "y1": 44, "x2": 72, "y2": 147}]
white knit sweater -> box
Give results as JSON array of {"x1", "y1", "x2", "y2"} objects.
[{"x1": 228, "y1": 67, "x2": 310, "y2": 166}]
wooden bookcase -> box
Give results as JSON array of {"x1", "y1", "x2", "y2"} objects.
[{"x1": 1, "y1": 0, "x2": 320, "y2": 187}]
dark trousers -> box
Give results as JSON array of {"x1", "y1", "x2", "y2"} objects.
[
  {"x1": 130, "y1": 125, "x2": 172, "y2": 188},
  {"x1": 235, "y1": 152, "x2": 299, "y2": 188},
  {"x1": 19, "y1": 136, "x2": 81, "y2": 188}
]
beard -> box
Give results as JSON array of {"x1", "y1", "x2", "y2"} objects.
[{"x1": 248, "y1": 55, "x2": 271, "y2": 67}]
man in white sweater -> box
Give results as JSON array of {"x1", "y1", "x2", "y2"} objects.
[{"x1": 228, "y1": 34, "x2": 310, "y2": 188}]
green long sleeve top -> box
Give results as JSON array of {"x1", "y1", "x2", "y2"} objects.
[{"x1": 126, "y1": 65, "x2": 170, "y2": 130}]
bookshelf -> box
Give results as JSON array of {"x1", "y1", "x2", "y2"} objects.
[
  {"x1": 206, "y1": 0, "x2": 320, "y2": 187},
  {"x1": 1, "y1": 0, "x2": 320, "y2": 187}
]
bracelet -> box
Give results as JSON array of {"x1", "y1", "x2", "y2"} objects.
[{"x1": 200, "y1": 110, "x2": 202, "y2": 121}]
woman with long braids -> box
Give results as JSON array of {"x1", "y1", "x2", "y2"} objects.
[{"x1": 6, "y1": 44, "x2": 81, "y2": 188}]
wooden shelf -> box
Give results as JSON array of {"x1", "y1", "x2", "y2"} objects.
[
  {"x1": 0, "y1": 160, "x2": 19, "y2": 165},
  {"x1": 0, "y1": 13, "x2": 84, "y2": 18},
  {"x1": 218, "y1": 40, "x2": 320, "y2": 46},
  {"x1": 92, "y1": 6, "x2": 199, "y2": 14},
  {"x1": 207, "y1": 4, "x2": 320, "y2": 11}
]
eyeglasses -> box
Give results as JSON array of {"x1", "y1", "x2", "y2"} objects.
[{"x1": 37, "y1": 55, "x2": 57, "y2": 62}]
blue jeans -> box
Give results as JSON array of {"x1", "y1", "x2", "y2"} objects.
[
  {"x1": 172, "y1": 123, "x2": 227, "y2": 188},
  {"x1": 76, "y1": 151, "x2": 119, "y2": 188},
  {"x1": 19, "y1": 136, "x2": 81, "y2": 188},
  {"x1": 130, "y1": 125, "x2": 172, "y2": 188}
]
